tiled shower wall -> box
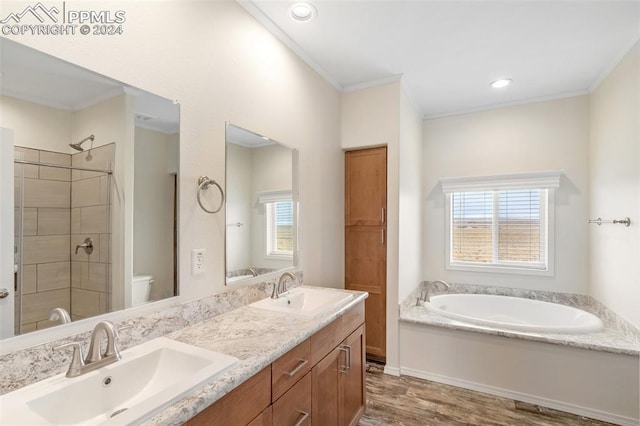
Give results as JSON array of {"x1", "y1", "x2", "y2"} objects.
[
  {"x1": 70, "y1": 143, "x2": 114, "y2": 321},
  {"x1": 14, "y1": 147, "x2": 71, "y2": 333},
  {"x1": 13, "y1": 144, "x2": 113, "y2": 332}
]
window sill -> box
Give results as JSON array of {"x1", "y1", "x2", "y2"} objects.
[{"x1": 446, "y1": 262, "x2": 553, "y2": 277}]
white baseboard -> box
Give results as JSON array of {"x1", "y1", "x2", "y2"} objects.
[
  {"x1": 400, "y1": 367, "x2": 638, "y2": 426},
  {"x1": 383, "y1": 366, "x2": 400, "y2": 376}
]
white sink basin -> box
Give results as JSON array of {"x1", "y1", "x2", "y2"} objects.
[
  {"x1": 0, "y1": 337, "x2": 238, "y2": 425},
  {"x1": 250, "y1": 286, "x2": 354, "y2": 318}
]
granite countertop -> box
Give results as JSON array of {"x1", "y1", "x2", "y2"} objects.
[
  {"x1": 400, "y1": 303, "x2": 639, "y2": 357},
  {"x1": 144, "y1": 287, "x2": 367, "y2": 425}
]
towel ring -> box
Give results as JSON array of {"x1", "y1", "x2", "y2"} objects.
[{"x1": 197, "y1": 176, "x2": 224, "y2": 214}]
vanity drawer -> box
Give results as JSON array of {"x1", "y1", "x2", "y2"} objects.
[
  {"x1": 273, "y1": 372, "x2": 312, "y2": 426},
  {"x1": 272, "y1": 339, "x2": 311, "y2": 401},
  {"x1": 341, "y1": 301, "x2": 365, "y2": 338},
  {"x1": 310, "y1": 318, "x2": 341, "y2": 365},
  {"x1": 311, "y1": 301, "x2": 365, "y2": 365}
]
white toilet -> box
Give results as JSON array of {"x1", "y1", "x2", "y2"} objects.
[{"x1": 132, "y1": 275, "x2": 154, "y2": 306}]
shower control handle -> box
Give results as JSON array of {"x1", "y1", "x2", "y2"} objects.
[
  {"x1": 75, "y1": 238, "x2": 94, "y2": 255},
  {"x1": 0, "y1": 288, "x2": 9, "y2": 299}
]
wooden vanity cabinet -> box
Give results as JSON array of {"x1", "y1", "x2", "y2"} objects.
[
  {"x1": 188, "y1": 302, "x2": 365, "y2": 426},
  {"x1": 186, "y1": 367, "x2": 271, "y2": 426},
  {"x1": 312, "y1": 325, "x2": 365, "y2": 426}
]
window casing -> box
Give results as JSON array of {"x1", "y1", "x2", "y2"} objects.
[{"x1": 441, "y1": 172, "x2": 560, "y2": 276}]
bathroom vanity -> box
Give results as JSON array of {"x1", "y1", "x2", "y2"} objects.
[{"x1": 186, "y1": 300, "x2": 365, "y2": 426}]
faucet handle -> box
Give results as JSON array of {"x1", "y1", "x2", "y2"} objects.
[{"x1": 53, "y1": 342, "x2": 85, "y2": 378}]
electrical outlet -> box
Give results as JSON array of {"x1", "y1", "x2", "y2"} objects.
[{"x1": 192, "y1": 249, "x2": 205, "y2": 275}]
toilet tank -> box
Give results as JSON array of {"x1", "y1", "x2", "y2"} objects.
[{"x1": 132, "y1": 275, "x2": 154, "y2": 306}]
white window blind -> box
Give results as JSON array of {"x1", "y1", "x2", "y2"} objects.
[
  {"x1": 266, "y1": 201, "x2": 293, "y2": 258},
  {"x1": 451, "y1": 189, "x2": 546, "y2": 269}
]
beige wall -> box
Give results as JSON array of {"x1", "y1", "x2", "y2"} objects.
[
  {"x1": 0, "y1": 96, "x2": 71, "y2": 153},
  {"x1": 589, "y1": 42, "x2": 640, "y2": 328},
  {"x1": 133, "y1": 127, "x2": 176, "y2": 302},
  {"x1": 340, "y1": 81, "x2": 424, "y2": 373},
  {"x1": 225, "y1": 143, "x2": 252, "y2": 272},
  {"x1": 423, "y1": 95, "x2": 590, "y2": 294},
  {"x1": 4, "y1": 0, "x2": 343, "y2": 303},
  {"x1": 250, "y1": 144, "x2": 294, "y2": 271}
]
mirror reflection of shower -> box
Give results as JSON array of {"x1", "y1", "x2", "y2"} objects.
[{"x1": 13, "y1": 144, "x2": 114, "y2": 335}]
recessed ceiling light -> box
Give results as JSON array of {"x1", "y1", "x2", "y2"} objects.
[
  {"x1": 490, "y1": 78, "x2": 512, "y2": 89},
  {"x1": 290, "y1": 2, "x2": 317, "y2": 21}
]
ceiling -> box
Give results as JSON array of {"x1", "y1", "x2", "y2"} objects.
[
  {"x1": 243, "y1": 1, "x2": 640, "y2": 118},
  {"x1": 0, "y1": 38, "x2": 179, "y2": 133}
]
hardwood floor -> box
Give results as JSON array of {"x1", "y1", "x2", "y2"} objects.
[{"x1": 359, "y1": 363, "x2": 613, "y2": 426}]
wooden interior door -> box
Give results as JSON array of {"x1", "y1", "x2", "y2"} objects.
[{"x1": 344, "y1": 147, "x2": 387, "y2": 362}]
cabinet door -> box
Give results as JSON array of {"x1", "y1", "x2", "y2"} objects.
[
  {"x1": 341, "y1": 325, "x2": 365, "y2": 426},
  {"x1": 311, "y1": 346, "x2": 343, "y2": 426},
  {"x1": 273, "y1": 372, "x2": 311, "y2": 426},
  {"x1": 345, "y1": 226, "x2": 386, "y2": 360},
  {"x1": 248, "y1": 406, "x2": 272, "y2": 426},
  {"x1": 345, "y1": 147, "x2": 387, "y2": 226}
]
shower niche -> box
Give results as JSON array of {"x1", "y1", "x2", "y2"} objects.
[{"x1": 1, "y1": 38, "x2": 180, "y2": 337}]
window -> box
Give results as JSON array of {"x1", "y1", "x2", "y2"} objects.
[
  {"x1": 258, "y1": 190, "x2": 294, "y2": 259},
  {"x1": 266, "y1": 200, "x2": 293, "y2": 258},
  {"x1": 441, "y1": 172, "x2": 560, "y2": 275}
]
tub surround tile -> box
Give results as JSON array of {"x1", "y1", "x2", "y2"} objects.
[
  {"x1": 16, "y1": 208, "x2": 37, "y2": 236},
  {"x1": 23, "y1": 179, "x2": 70, "y2": 209},
  {"x1": 37, "y1": 208, "x2": 71, "y2": 236},
  {"x1": 22, "y1": 235, "x2": 70, "y2": 265},
  {"x1": 36, "y1": 262, "x2": 70, "y2": 292},
  {"x1": 38, "y1": 151, "x2": 71, "y2": 182},
  {"x1": 21, "y1": 289, "x2": 70, "y2": 325},
  {"x1": 400, "y1": 282, "x2": 639, "y2": 356},
  {"x1": 20, "y1": 265, "x2": 37, "y2": 295}
]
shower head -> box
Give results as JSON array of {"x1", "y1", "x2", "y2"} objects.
[{"x1": 69, "y1": 135, "x2": 94, "y2": 152}]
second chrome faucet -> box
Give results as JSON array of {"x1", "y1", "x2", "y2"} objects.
[
  {"x1": 271, "y1": 271, "x2": 298, "y2": 299},
  {"x1": 54, "y1": 320, "x2": 122, "y2": 378}
]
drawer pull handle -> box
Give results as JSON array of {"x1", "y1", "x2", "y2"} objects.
[
  {"x1": 345, "y1": 345, "x2": 352, "y2": 372},
  {"x1": 293, "y1": 410, "x2": 310, "y2": 426},
  {"x1": 339, "y1": 347, "x2": 348, "y2": 373},
  {"x1": 285, "y1": 359, "x2": 309, "y2": 377}
]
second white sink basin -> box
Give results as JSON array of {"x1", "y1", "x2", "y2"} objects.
[
  {"x1": 1, "y1": 337, "x2": 238, "y2": 425},
  {"x1": 250, "y1": 286, "x2": 354, "y2": 318}
]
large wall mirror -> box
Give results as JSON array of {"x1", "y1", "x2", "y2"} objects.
[
  {"x1": 225, "y1": 123, "x2": 298, "y2": 285},
  {"x1": 0, "y1": 38, "x2": 179, "y2": 339}
]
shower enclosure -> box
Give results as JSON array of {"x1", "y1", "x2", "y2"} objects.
[{"x1": 13, "y1": 143, "x2": 113, "y2": 335}]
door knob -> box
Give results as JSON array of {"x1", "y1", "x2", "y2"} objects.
[{"x1": 0, "y1": 288, "x2": 9, "y2": 299}]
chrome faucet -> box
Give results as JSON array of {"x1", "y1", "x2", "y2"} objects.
[
  {"x1": 54, "y1": 320, "x2": 122, "y2": 378},
  {"x1": 416, "y1": 280, "x2": 450, "y2": 305},
  {"x1": 271, "y1": 271, "x2": 298, "y2": 299},
  {"x1": 49, "y1": 307, "x2": 71, "y2": 324}
]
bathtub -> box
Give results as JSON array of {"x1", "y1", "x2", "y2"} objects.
[{"x1": 423, "y1": 294, "x2": 603, "y2": 333}]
